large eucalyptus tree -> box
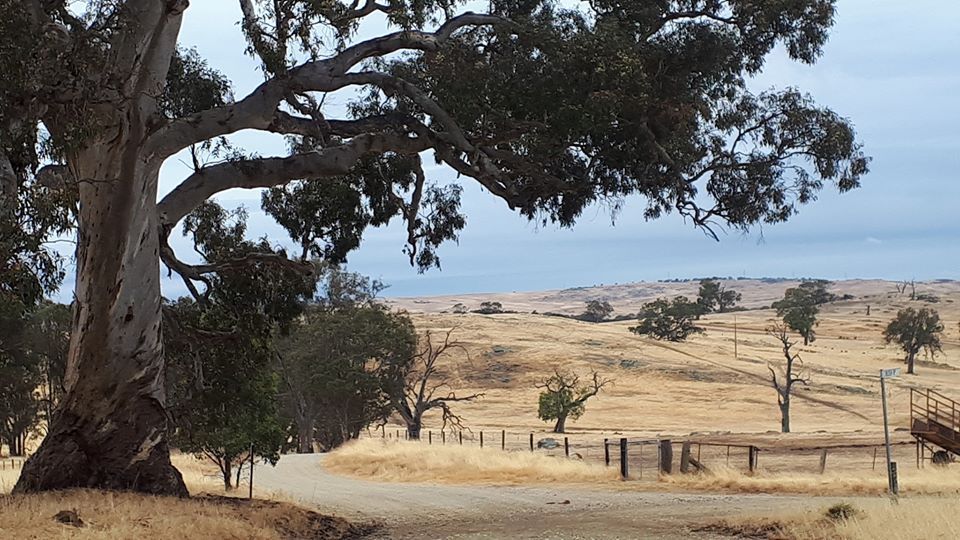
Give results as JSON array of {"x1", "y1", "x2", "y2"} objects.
[{"x1": 2, "y1": 0, "x2": 868, "y2": 495}]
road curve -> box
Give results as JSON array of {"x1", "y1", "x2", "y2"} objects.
[{"x1": 255, "y1": 454, "x2": 843, "y2": 539}]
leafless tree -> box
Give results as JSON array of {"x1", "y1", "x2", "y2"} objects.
[
  {"x1": 393, "y1": 328, "x2": 482, "y2": 439},
  {"x1": 768, "y1": 324, "x2": 810, "y2": 433}
]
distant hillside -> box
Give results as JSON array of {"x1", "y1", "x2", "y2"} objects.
[{"x1": 386, "y1": 279, "x2": 960, "y2": 316}]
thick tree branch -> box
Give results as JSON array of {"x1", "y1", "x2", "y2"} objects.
[
  {"x1": 149, "y1": 12, "x2": 508, "y2": 160},
  {"x1": 157, "y1": 132, "x2": 429, "y2": 228},
  {"x1": 331, "y1": 12, "x2": 509, "y2": 73}
]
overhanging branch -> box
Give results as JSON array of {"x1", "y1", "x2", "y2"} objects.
[
  {"x1": 157, "y1": 132, "x2": 430, "y2": 229},
  {"x1": 148, "y1": 11, "x2": 509, "y2": 161}
]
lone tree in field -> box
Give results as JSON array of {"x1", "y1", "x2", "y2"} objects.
[
  {"x1": 767, "y1": 324, "x2": 809, "y2": 433},
  {"x1": 631, "y1": 296, "x2": 704, "y2": 342},
  {"x1": 772, "y1": 280, "x2": 834, "y2": 345},
  {"x1": 6, "y1": 0, "x2": 868, "y2": 495},
  {"x1": 697, "y1": 279, "x2": 742, "y2": 315},
  {"x1": 537, "y1": 368, "x2": 612, "y2": 433},
  {"x1": 392, "y1": 328, "x2": 482, "y2": 440},
  {"x1": 883, "y1": 308, "x2": 944, "y2": 375},
  {"x1": 581, "y1": 300, "x2": 614, "y2": 323}
]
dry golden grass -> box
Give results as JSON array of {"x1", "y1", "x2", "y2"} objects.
[
  {"x1": 795, "y1": 498, "x2": 960, "y2": 539},
  {"x1": 0, "y1": 454, "x2": 362, "y2": 539},
  {"x1": 0, "y1": 489, "x2": 364, "y2": 539},
  {"x1": 379, "y1": 279, "x2": 960, "y2": 478},
  {"x1": 660, "y1": 465, "x2": 960, "y2": 496},
  {"x1": 325, "y1": 438, "x2": 618, "y2": 485},
  {"x1": 170, "y1": 452, "x2": 233, "y2": 494},
  {"x1": 330, "y1": 439, "x2": 960, "y2": 498},
  {"x1": 0, "y1": 463, "x2": 21, "y2": 493},
  {"x1": 716, "y1": 497, "x2": 960, "y2": 539}
]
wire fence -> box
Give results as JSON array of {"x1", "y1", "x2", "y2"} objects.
[
  {"x1": 368, "y1": 426, "x2": 930, "y2": 482},
  {"x1": 600, "y1": 438, "x2": 925, "y2": 479},
  {"x1": 368, "y1": 427, "x2": 601, "y2": 458}
]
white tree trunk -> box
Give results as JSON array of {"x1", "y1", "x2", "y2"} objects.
[
  {"x1": 15, "y1": 2, "x2": 188, "y2": 495},
  {"x1": 15, "y1": 141, "x2": 187, "y2": 495}
]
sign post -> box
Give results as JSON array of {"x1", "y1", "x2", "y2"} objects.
[{"x1": 880, "y1": 368, "x2": 901, "y2": 496}]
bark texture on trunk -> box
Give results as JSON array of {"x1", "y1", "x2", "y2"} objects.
[
  {"x1": 553, "y1": 414, "x2": 567, "y2": 434},
  {"x1": 407, "y1": 420, "x2": 422, "y2": 440},
  {"x1": 15, "y1": 149, "x2": 186, "y2": 495},
  {"x1": 780, "y1": 401, "x2": 791, "y2": 433},
  {"x1": 907, "y1": 351, "x2": 916, "y2": 375},
  {"x1": 15, "y1": 1, "x2": 188, "y2": 496},
  {"x1": 223, "y1": 459, "x2": 233, "y2": 491},
  {"x1": 297, "y1": 417, "x2": 315, "y2": 453}
]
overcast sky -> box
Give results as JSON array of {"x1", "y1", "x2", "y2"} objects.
[{"x1": 140, "y1": 1, "x2": 960, "y2": 300}]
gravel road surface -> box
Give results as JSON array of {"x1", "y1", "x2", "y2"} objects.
[{"x1": 256, "y1": 454, "x2": 843, "y2": 539}]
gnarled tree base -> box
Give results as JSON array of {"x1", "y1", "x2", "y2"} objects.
[{"x1": 13, "y1": 412, "x2": 187, "y2": 497}]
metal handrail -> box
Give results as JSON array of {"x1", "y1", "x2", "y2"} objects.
[{"x1": 911, "y1": 388, "x2": 960, "y2": 438}]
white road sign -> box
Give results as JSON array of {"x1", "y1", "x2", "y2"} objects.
[{"x1": 880, "y1": 368, "x2": 901, "y2": 379}]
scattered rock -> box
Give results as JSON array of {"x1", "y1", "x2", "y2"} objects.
[
  {"x1": 537, "y1": 438, "x2": 560, "y2": 449},
  {"x1": 618, "y1": 359, "x2": 643, "y2": 369},
  {"x1": 53, "y1": 510, "x2": 84, "y2": 528}
]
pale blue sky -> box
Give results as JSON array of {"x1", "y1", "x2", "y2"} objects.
[{"x1": 138, "y1": 1, "x2": 960, "y2": 299}]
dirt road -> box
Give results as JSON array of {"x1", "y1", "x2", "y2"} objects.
[{"x1": 256, "y1": 455, "x2": 843, "y2": 539}]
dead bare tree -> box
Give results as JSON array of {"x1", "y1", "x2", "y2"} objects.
[
  {"x1": 536, "y1": 369, "x2": 613, "y2": 433},
  {"x1": 393, "y1": 328, "x2": 482, "y2": 439},
  {"x1": 894, "y1": 280, "x2": 916, "y2": 298},
  {"x1": 768, "y1": 324, "x2": 810, "y2": 433}
]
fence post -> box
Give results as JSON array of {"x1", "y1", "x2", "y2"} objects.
[
  {"x1": 680, "y1": 441, "x2": 692, "y2": 474},
  {"x1": 604, "y1": 438, "x2": 610, "y2": 466},
  {"x1": 819, "y1": 449, "x2": 828, "y2": 474},
  {"x1": 890, "y1": 461, "x2": 899, "y2": 495},
  {"x1": 248, "y1": 443, "x2": 255, "y2": 500},
  {"x1": 459, "y1": 431, "x2": 463, "y2": 445},
  {"x1": 529, "y1": 433, "x2": 534, "y2": 452},
  {"x1": 564, "y1": 437, "x2": 569, "y2": 457},
  {"x1": 639, "y1": 442, "x2": 644, "y2": 479},
  {"x1": 748, "y1": 446, "x2": 757, "y2": 473},
  {"x1": 442, "y1": 431, "x2": 446, "y2": 445},
  {"x1": 480, "y1": 431, "x2": 484, "y2": 448},
  {"x1": 619, "y1": 438, "x2": 629, "y2": 479},
  {"x1": 429, "y1": 431, "x2": 432, "y2": 445},
  {"x1": 659, "y1": 440, "x2": 673, "y2": 475},
  {"x1": 502, "y1": 429, "x2": 506, "y2": 451}
]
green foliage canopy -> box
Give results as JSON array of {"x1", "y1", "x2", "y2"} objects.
[
  {"x1": 883, "y1": 307, "x2": 944, "y2": 374},
  {"x1": 772, "y1": 280, "x2": 834, "y2": 345},
  {"x1": 630, "y1": 296, "x2": 704, "y2": 341}
]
